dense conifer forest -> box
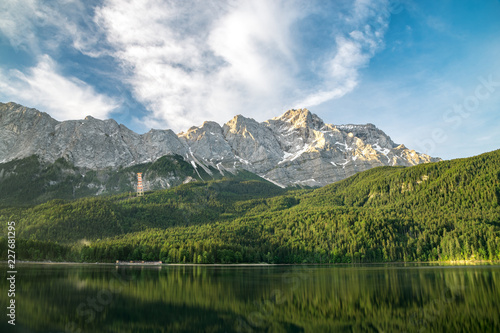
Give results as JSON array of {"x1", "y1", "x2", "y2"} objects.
[{"x1": 1, "y1": 149, "x2": 499, "y2": 264}]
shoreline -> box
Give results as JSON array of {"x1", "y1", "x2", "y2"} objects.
[{"x1": 2, "y1": 260, "x2": 499, "y2": 267}]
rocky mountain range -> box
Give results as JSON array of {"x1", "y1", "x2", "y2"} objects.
[{"x1": 0, "y1": 102, "x2": 439, "y2": 188}]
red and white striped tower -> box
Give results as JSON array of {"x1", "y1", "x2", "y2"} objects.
[{"x1": 137, "y1": 173, "x2": 144, "y2": 196}]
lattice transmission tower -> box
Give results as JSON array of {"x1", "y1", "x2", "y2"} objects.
[{"x1": 137, "y1": 172, "x2": 144, "y2": 197}]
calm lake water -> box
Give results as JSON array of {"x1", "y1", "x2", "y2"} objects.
[{"x1": 1, "y1": 263, "x2": 499, "y2": 332}]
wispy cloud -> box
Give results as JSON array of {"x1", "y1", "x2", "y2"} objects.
[
  {"x1": 294, "y1": 0, "x2": 390, "y2": 107},
  {"x1": 94, "y1": 0, "x2": 300, "y2": 130},
  {"x1": 0, "y1": 0, "x2": 391, "y2": 131},
  {"x1": 0, "y1": 0, "x2": 108, "y2": 57},
  {"x1": 0, "y1": 55, "x2": 118, "y2": 120},
  {"x1": 95, "y1": 0, "x2": 391, "y2": 131}
]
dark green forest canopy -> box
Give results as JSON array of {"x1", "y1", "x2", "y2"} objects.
[
  {"x1": 1, "y1": 149, "x2": 499, "y2": 264},
  {"x1": 0, "y1": 154, "x2": 265, "y2": 206}
]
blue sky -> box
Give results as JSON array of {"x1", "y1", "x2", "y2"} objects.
[{"x1": 0, "y1": 0, "x2": 499, "y2": 159}]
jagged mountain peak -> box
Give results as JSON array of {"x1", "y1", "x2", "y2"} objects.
[
  {"x1": 224, "y1": 114, "x2": 259, "y2": 130},
  {"x1": 336, "y1": 123, "x2": 397, "y2": 148},
  {"x1": 0, "y1": 102, "x2": 441, "y2": 188},
  {"x1": 196, "y1": 120, "x2": 223, "y2": 134},
  {"x1": 0, "y1": 102, "x2": 52, "y2": 121},
  {"x1": 1, "y1": 101, "x2": 40, "y2": 113},
  {"x1": 276, "y1": 108, "x2": 312, "y2": 119},
  {"x1": 178, "y1": 121, "x2": 223, "y2": 142},
  {"x1": 202, "y1": 120, "x2": 222, "y2": 130},
  {"x1": 273, "y1": 108, "x2": 324, "y2": 129}
]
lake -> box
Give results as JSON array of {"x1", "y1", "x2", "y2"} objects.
[{"x1": 1, "y1": 263, "x2": 499, "y2": 332}]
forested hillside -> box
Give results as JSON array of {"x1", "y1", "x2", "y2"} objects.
[
  {"x1": 0, "y1": 154, "x2": 245, "y2": 206},
  {"x1": 1, "y1": 149, "x2": 499, "y2": 264}
]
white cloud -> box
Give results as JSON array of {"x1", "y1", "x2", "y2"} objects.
[
  {"x1": 95, "y1": 0, "x2": 390, "y2": 132},
  {"x1": 0, "y1": 0, "x2": 108, "y2": 57},
  {"x1": 294, "y1": 0, "x2": 389, "y2": 108},
  {"x1": 1, "y1": 0, "x2": 391, "y2": 130},
  {"x1": 0, "y1": 0, "x2": 42, "y2": 52},
  {"x1": 0, "y1": 55, "x2": 118, "y2": 120},
  {"x1": 95, "y1": 0, "x2": 304, "y2": 131}
]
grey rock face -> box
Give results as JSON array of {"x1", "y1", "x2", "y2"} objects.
[
  {"x1": 0, "y1": 102, "x2": 440, "y2": 187},
  {"x1": 221, "y1": 115, "x2": 284, "y2": 174},
  {"x1": 0, "y1": 103, "x2": 59, "y2": 162},
  {"x1": 0, "y1": 102, "x2": 188, "y2": 169},
  {"x1": 178, "y1": 121, "x2": 233, "y2": 165},
  {"x1": 255, "y1": 108, "x2": 439, "y2": 186}
]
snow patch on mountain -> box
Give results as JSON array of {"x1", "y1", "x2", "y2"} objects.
[{"x1": 0, "y1": 103, "x2": 441, "y2": 187}]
